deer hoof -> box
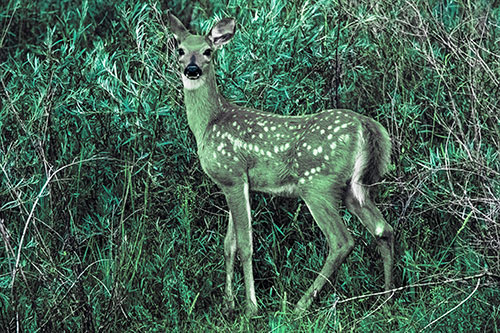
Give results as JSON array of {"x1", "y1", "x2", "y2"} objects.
[{"x1": 244, "y1": 303, "x2": 258, "y2": 318}]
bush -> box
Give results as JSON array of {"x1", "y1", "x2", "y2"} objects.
[{"x1": 1, "y1": 0, "x2": 498, "y2": 331}]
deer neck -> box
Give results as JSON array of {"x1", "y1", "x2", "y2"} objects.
[{"x1": 183, "y1": 68, "x2": 225, "y2": 143}]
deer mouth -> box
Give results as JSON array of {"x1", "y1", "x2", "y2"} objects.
[{"x1": 185, "y1": 73, "x2": 201, "y2": 80}]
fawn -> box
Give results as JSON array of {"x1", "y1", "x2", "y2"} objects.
[{"x1": 168, "y1": 13, "x2": 394, "y2": 316}]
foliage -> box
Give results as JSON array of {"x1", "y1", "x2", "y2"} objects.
[{"x1": 1, "y1": 0, "x2": 499, "y2": 331}]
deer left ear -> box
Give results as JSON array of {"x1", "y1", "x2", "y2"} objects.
[
  {"x1": 208, "y1": 18, "x2": 236, "y2": 47},
  {"x1": 168, "y1": 13, "x2": 190, "y2": 42}
]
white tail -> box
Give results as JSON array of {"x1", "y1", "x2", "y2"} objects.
[{"x1": 168, "y1": 13, "x2": 394, "y2": 316}]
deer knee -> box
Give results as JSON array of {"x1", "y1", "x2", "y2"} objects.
[
  {"x1": 224, "y1": 235, "x2": 236, "y2": 259},
  {"x1": 331, "y1": 234, "x2": 354, "y2": 257},
  {"x1": 237, "y1": 244, "x2": 253, "y2": 263},
  {"x1": 374, "y1": 223, "x2": 393, "y2": 245}
]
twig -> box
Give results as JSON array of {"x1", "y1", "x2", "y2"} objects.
[
  {"x1": 337, "y1": 270, "x2": 489, "y2": 304},
  {"x1": 10, "y1": 156, "x2": 107, "y2": 290},
  {"x1": 419, "y1": 277, "x2": 481, "y2": 332}
]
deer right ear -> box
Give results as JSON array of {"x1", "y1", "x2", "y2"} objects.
[
  {"x1": 168, "y1": 13, "x2": 189, "y2": 41},
  {"x1": 208, "y1": 18, "x2": 236, "y2": 47}
]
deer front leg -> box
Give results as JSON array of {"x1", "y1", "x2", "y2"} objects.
[
  {"x1": 223, "y1": 182, "x2": 258, "y2": 317},
  {"x1": 223, "y1": 212, "x2": 236, "y2": 314}
]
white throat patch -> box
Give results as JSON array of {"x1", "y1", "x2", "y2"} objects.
[{"x1": 182, "y1": 75, "x2": 205, "y2": 90}]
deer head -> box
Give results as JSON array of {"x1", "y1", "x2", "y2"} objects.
[{"x1": 168, "y1": 13, "x2": 236, "y2": 90}]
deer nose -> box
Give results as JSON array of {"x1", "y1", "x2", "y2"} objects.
[{"x1": 184, "y1": 65, "x2": 202, "y2": 79}]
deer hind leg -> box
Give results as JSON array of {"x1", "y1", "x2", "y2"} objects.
[
  {"x1": 345, "y1": 189, "x2": 394, "y2": 294},
  {"x1": 295, "y1": 192, "x2": 355, "y2": 313},
  {"x1": 222, "y1": 182, "x2": 258, "y2": 317},
  {"x1": 223, "y1": 212, "x2": 236, "y2": 314}
]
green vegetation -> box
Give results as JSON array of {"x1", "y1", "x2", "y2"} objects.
[{"x1": 1, "y1": 0, "x2": 499, "y2": 331}]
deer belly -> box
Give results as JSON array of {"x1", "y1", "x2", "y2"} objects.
[{"x1": 248, "y1": 165, "x2": 299, "y2": 197}]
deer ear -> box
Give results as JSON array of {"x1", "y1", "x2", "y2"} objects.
[
  {"x1": 168, "y1": 13, "x2": 189, "y2": 41},
  {"x1": 208, "y1": 18, "x2": 236, "y2": 47}
]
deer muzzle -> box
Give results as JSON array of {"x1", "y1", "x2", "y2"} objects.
[{"x1": 184, "y1": 65, "x2": 202, "y2": 79}]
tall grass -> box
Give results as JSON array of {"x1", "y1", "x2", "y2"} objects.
[{"x1": 1, "y1": 0, "x2": 499, "y2": 331}]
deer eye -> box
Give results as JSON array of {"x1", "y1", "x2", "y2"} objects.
[
  {"x1": 203, "y1": 49, "x2": 212, "y2": 57},
  {"x1": 177, "y1": 48, "x2": 185, "y2": 56}
]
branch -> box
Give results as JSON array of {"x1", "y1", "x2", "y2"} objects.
[
  {"x1": 337, "y1": 270, "x2": 490, "y2": 304},
  {"x1": 10, "y1": 156, "x2": 107, "y2": 290},
  {"x1": 420, "y1": 277, "x2": 481, "y2": 332}
]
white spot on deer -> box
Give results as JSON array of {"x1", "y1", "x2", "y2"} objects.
[
  {"x1": 271, "y1": 126, "x2": 276, "y2": 131},
  {"x1": 299, "y1": 178, "x2": 306, "y2": 184},
  {"x1": 297, "y1": 151, "x2": 302, "y2": 157},
  {"x1": 274, "y1": 146, "x2": 279, "y2": 153},
  {"x1": 249, "y1": 143, "x2": 253, "y2": 150},
  {"x1": 375, "y1": 225, "x2": 384, "y2": 237},
  {"x1": 330, "y1": 142, "x2": 337, "y2": 150},
  {"x1": 341, "y1": 123, "x2": 348, "y2": 129},
  {"x1": 310, "y1": 168, "x2": 316, "y2": 174},
  {"x1": 320, "y1": 129, "x2": 325, "y2": 135},
  {"x1": 232, "y1": 121, "x2": 237, "y2": 127},
  {"x1": 233, "y1": 138, "x2": 243, "y2": 150},
  {"x1": 324, "y1": 154, "x2": 329, "y2": 160},
  {"x1": 304, "y1": 171, "x2": 310, "y2": 176},
  {"x1": 317, "y1": 146, "x2": 323, "y2": 154},
  {"x1": 254, "y1": 146, "x2": 260, "y2": 153},
  {"x1": 259, "y1": 133, "x2": 263, "y2": 139},
  {"x1": 334, "y1": 119, "x2": 340, "y2": 124},
  {"x1": 313, "y1": 149, "x2": 318, "y2": 156},
  {"x1": 339, "y1": 134, "x2": 349, "y2": 143},
  {"x1": 217, "y1": 143, "x2": 224, "y2": 151},
  {"x1": 264, "y1": 126, "x2": 269, "y2": 132},
  {"x1": 327, "y1": 134, "x2": 333, "y2": 140},
  {"x1": 266, "y1": 151, "x2": 272, "y2": 157},
  {"x1": 327, "y1": 125, "x2": 333, "y2": 130},
  {"x1": 334, "y1": 126, "x2": 340, "y2": 133}
]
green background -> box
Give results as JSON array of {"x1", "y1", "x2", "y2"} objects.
[{"x1": 1, "y1": 0, "x2": 499, "y2": 331}]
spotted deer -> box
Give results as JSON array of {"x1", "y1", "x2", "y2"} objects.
[{"x1": 168, "y1": 13, "x2": 394, "y2": 316}]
